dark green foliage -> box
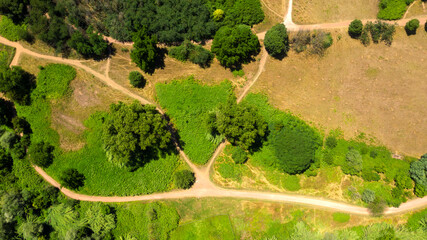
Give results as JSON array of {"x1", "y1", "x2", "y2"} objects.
[
  {"x1": 102, "y1": 102, "x2": 172, "y2": 169},
  {"x1": 231, "y1": 146, "x2": 248, "y2": 164},
  {"x1": 0, "y1": 146, "x2": 12, "y2": 172},
  {"x1": 362, "y1": 189, "x2": 376, "y2": 204},
  {"x1": 60, "y1": 168, "x2": 85, "y2": 190},
  {"x1": 131, "y1": 27, "x2": 161, "y2": 74},
  {"x1": 174, "y1": 170, "x2": 195, "y2": 189},
  {"x1": 425, "y1": 20, "x2": 427, "y2": 32},
  {"x1": 69, "y1": 27, "x2": 109, "y2": 59},
  {"x1": 169, "y1": 41, "x2": 214, "y2": 68},
  {"x1": 215, "y1": 99, "x2": 267, "y2": 151},
  {"x1": 11, "y1": 116, "x2": 31, "y2": 135},
  {"x1": 0, "y1": 98, "x2": 14, "y2": 126},
  {"x1": 0, "y1": 130, "x2": 16, "y2": 149},
  {"x1": 0, "y1": 0, "x2": 28, "y2": 23},
  {"x1": 360, "y1": 27, "x2": 371, "y2": 46},
  {"x1": 0, "y1": 66, "x2": 35, "y2": 105},
  {"x1": 39, "y1": 16, "x2": 70, "y2": 51},
  {"x1": 410, "y1": 154, "x2": 427, "y2": 197},
  {"x1": 28, "y1": 141, "x2": 54, "y2": 168},
  {"x1": 364, "y1": 21, "x2": 396, "y2": 46},
  {"x1": 378, "y1": 0, "x2": 408, "y2": 20},
  {"x1": 1, "y1": 190, "x2": 24, "y2": 223},
  {"x1": 211, "y1": 25, "x2": 260, "y2": 69},
  {"x1": 128, "y1": 71, "x2": 146, "y2": 88},
  {"x1": 368, "y1": 197, "x2": 386, "y2": 217},
  {"x1": 325, "y1": 136, "x2": 337, "y2": 149},
  {"x1": 322, "y1": 150, "x2": 334, "y2": 165},
  {"x1": 264, "y1": 24, "x2": 289, "y2": 59},
  {"x1": 362, "y1": 169, "x2": 381, "y2": 182},
  {"x1": 405, "y1": 19, "x2": 420, "y2": 35},
  {"x1": 370, "y1": 150, "x2": 378, "y2": 158},
  {"x1": 0, "y1": 16, "x2": 29, "y2": 41},
  {"x1": 342, "y1": 149, "x2": 362, "y2": 175},
  {"x1": 207, "y1": 0, "x2": 264, "y2": 27},
  {"x1": 394, "y1": 172, "x2": 413, "y2": 189},
  {"x1": 348, "y1": 19, "x2": 363, "y2": 38}
]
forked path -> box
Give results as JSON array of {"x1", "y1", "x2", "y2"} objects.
[{"x1": 2, "y1": 15, "x2": 427, "y2": 215}]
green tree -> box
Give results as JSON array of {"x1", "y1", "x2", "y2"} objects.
[
  {"x1": 0, "y1": 66, "x2": 35, "y2": 105},
  {"x1": 102, "y1": 102, "x2": 172, "y2": 168},
  {"x1": 362, "y1": 189, "x2": 376, "y2": 203},
  {"x1": 11, "y1": 116, "x2": 31, "y2": 135},
  {"x1": 348, "y1": 19, "x2": 363, "y2": 38},
  {"x1": 325, "y1": 136, "x2": 337, "y2": 148},
  {"x1": 60, "y1": 168, "x2": 85, "y2": 190},
  {"x1": 130, "y1": 27, "x2": 160, "y2": 74},
  {"x1": 0, "y1": 146, "x2": 12, "y2": 172},
  {"x1": 342, "y1": 149, "x2": 362, "y2": 175},
  {"x1": 1, "y1": 190, "x2": 24, "y2": 223},
  {"x1": 174, "y1": 170, "x2": 195, "y2": 189},
  {"x1": 28, "y1": 141, "x2": 55, "y2": 168},
  {"x1": 0, "y1": 98, "x2": 14, "y2": 126},
  {"x1": 211, "y1": 25, "x2": 260, "y2": 69},
  {"x1": 18, "y1": 215, "x2": 44, "y2": 240},
  {"x1": 215, "y1": 99, "x2": 267, "y2": 150},
  {"x1": 264, "y1": 24, "x2": 289, "y2": 59},
  {"x1": 405, "y1": 19, "x2": 420, "y2": 35},
  {"x1": 46, "y1": 203, "x2": 81, "y2": 239},
  {"x1": 128, "y1": 71, "x2": 146, "y2": 88},
  {"x1": 0, "y1": 0, "x2": 28, "y2": 23},
  {"x1": 231, "y1": 146, "x2": 248, "y2": 164},
  {"x1": 410, "y1": 154, "x2": 427, "y2": 197},
  {"x1": 83, "y1": 203, "x2": 116, "y2": 239}
]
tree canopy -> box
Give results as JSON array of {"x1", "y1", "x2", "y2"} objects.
[
  {"x1": 211, "y1": 25, "x2": 260, "y2": 69},
  {"x1": 102, "y1": 102, "x2": 172, "y2": 168},
  {"x1": 264, "y1": 24, "x2": 289, "y2": 59},
  {"x1": 0, "y1": 66, "x2": 35, "y2": 105},
  {"x1": 348, "y1": 19, "x2": 363, "y2": 38},
  {"x1": 28, "y1": 141, "x2": 55, "y2": 168},
  {"x1": 60, "y1": 168, "x2": 85, "y2": 190},
  {"x1": 131, "y1": 27, "x2": 160, "y2": 74},
  {"x1": 410, "y1": 154, "x2": 427, "y2": 197}
]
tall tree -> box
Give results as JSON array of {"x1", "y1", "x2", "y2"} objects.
[
  {"x1": 131, "y1": 27, "x2": 159, "y2": 74},
  {"x1": 264, "y1": 24, "x2": 289, "y2": 59},
  {"x1": 0, "y1": 66, "x2": 35, "y2": 105}
]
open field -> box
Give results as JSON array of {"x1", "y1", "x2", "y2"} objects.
[
  {"x1": 292, "y1": 0, "x2": 379, "y2": 24},
  {"x1": 404, "y1": 0, "x2": 427, "y2": 18},
  {"x1": 254, "y1": 0, "x2": 286, "y2": 33},
  {"x1": 0, "y1": 43, "x2": 15, "y2": 67},
  {"x1": 252, "y1": 27, "x2": 427, "y2": 157}
]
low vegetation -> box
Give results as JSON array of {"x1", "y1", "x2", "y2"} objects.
[
  {"x1": 0, "y1": 43, "x2": 15, "y2": 67},
  {"x1": 358, "y1": 21, "x2": 396, "y2": 46},
  {"x1": 156, "y1": 78, "x2": 233, "y2": 164},
  {"x1": 0, "y1": 16, "x2": 28, "y2": 41},
  {"x1": 0, "y1": 66, "x2": 35, "y2": 105},
  {"x1": 378, "y1": 0, "x2": 412, "y2": 20},
  {"x1": 174, "y1": 170, "x2": 196, "y2": 189},
  {"x1": 169, "y1": 41, "x2": 214, "y2": 68},
  {"x1": 128, "y1": 71, "x2": 146, "y2": 88},
  {"x1": 291, "y1": 30, "x2": 333, "y2": 56}
]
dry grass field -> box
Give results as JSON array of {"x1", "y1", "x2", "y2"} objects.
[
  {"x1": 292, "y1": 0, "x2": 379, "y2": 24},
  {"x1": 18, "y1": 54, "x2": 133, "y2": 151},
  {"x1": 404, "y1": 0, "x2": 427, "y2": 18},
  {"x1": 251, "y1": 28, "x2": 427, "y2": 157}
]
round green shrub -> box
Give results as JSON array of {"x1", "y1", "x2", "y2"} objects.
[
  {"x1": 264, "y1": 24, "x2": 289, "y2": 59},
  {"x1": 60, "y1": 168, "x2": 85, "y2": 190},
  {"x1": 348, "y1": 19, "x2": 363, "y2": 38},
  {"x1": 405, "y1": 19, "x2": 420, "y2": 35},
  {"x1": 362, "y1": 189, "x2": 376, "y2": 204},
  {"x1": 231, "y1": 147, "x2": 248, "y2": 164},
  {"x1": 174, "y1": 170, "x2": 195, "y2": 189},
  {"x1": 128, "y1": 71, "x2": 146, "y2": 88},
  {"x1": 325, "y1": 136, "x2": 337, "y2": 149}
]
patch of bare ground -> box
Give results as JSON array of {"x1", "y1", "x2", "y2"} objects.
[
  {"x1": 19, "y1": 38, "x2": 81, "y2": 59},
  {"x1": 292, "y1": 0, "x2": 378, "y2": 24},
  {"x1": 253, "y1": 0, "x2": 286, "y2": 33},
  {"x1": 251, "y1": 28, "x2": 427, "y2": 157},
  {"x1": 108, "y1": 43, "x2": 261, "y2": 102},
  {"x1": 404, "y1": 0, "x2": 427, "y2": 18},
  {"x1": 18, "y1": 53, "x2": 133, "y2": 151}
]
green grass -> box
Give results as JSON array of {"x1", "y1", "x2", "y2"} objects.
[
  {"x1": 0, "y1": 43, "x2": 15, "y2": 67},
  {"x1": 378, "y1": 0, "x2": 408, "y2": 20},
  {"x1": 155, "y1": 77, "x2": 233, "y2": 164},
  {"x1": 16, "y1": 64, "x2": 181, "y2": 196},
  {"x1": 171, "y1": 215, "x2": 235, "y2": 240},
  {"x1": 333, "y1": 212, "x2": 351, "y2": 223},
  {"x1": 0, "y1": 15, "x2": 28, "y2": 41}
]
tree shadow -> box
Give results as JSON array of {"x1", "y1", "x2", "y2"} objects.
[{"x1": 146, "y1": 47, "x2": 167, "y2": 75}]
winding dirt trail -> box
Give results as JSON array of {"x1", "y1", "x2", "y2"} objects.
[{"x1": 2, "y1": 5, "x2": 427, "y2": 215}]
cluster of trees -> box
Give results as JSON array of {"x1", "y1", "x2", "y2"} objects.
[
  {"x1": 102, "y1": 102, "x2": 172, "y2": 170},
  {"x1": 205, "y1": 98, "x2": 267, "y2": 151},
  {"x1": 348, "y1": 20, "x2": 396, "y2": 46},
  {"x1": 211, "y1": 25, "x2": 260, "y2": 69},
  {"x1": 169, "y1": 41, "x2": 214, "y2": 68},
  {"x1": 264, "y1": 24, "x2": 290, "y2": 59},
  {"x1": 0, "y1": 66, "x2": 35, "y2": 105},
  {"x1": 0, "y1": 0, "x2": 110, "y2": 58},
  {"x1": 291, "y1": 30, "x2": 333, "y2": 56}
]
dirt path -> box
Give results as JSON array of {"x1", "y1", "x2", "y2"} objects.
[
  {"x1": 403, "y1": 1, "x2": 418, "y2": 19},
  {"x1": 2, "y1": 16, "x2": 427, "y2": 215}
]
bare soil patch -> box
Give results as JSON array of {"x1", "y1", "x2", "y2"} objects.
[
  {"x1": 251, "y1": 28, "x2": 427, "y2": 157},
  {"x1": 404, "y1": 0, "x2": 427, "y2": 18},
  {"x1": 292, "y1": 0, "x2": 378, "y2": 24}
]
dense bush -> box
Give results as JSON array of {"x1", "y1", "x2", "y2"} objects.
[
  {"x1": 215, "y1": 99, "x2": 267, "y2": 150},
  {"x1": 102, "y1": 102, "x2": 172, "y2": 169},
  {"x1": 169, "y1": 41, "x2": 214, "y2": 68},
  {"x1": 362, "y1": 169, "x2": 381, "y2": 182},
  {"x1": 405, "y1": 19, "x2": 420, "y2": 35},
  {"x1": 409, "y1": 154, "x2": 427, "y2": 197},
  {"x1": 291, "y1": 30, "x2": 333, "y2": 56},
  {"x1": 0, "y1": 146, "x2": 12, "y2": 172},
  {"x1": 207, "y1": 0, "x2": 264, "y2": 27},
  {"x1": 28, "y1": 141, "x2": 55, "y2": 168},
  {"x1": 231, "y1": 146, "x2": 248, "y2": 164},
  {"x1": 211, "y1": 25, "x2": 260, "y2": 69},
  {"x1": 11, "y1": 116, "x2": 31, "y2": 135},
  {"x1": 342, "y1": 149, "x2": 362, "y2": 175},
  {"x1": 60, "y1": 168, "x2": 85, "y2": 190},
  {"x1": 0, "y1": 66, "x2": 35, "y2": 105},
  {"x1": 348, "y1": 19, "x2": 363, "y2": 38},
  {"x1": 325, "y1": 136, "x2": 337, "y2": 149},
  {"x1": 174, "y1": 170, "x2": 195, "y2": 189},
  {"x1": 68, "y1": 27, "x2": 109, "y2": 59},
  {"x1": 128, "y1": 71, "x2": 146, "y2": 88},
  {"x1": 363, "y1": 21, "x2": 396, "y2": 46},
  {"x1": 0, "y1": 16, "x2": 29, "y2": 41},
  {"x1": 378, "y1": 0, "x2": 408, "y2": 20},
  {"x1": 264, "y1": 24, "x2": 289, "y2": 59},
  {"x1": 362, "y1": 189, "x2": 376, "y2": 204}
]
